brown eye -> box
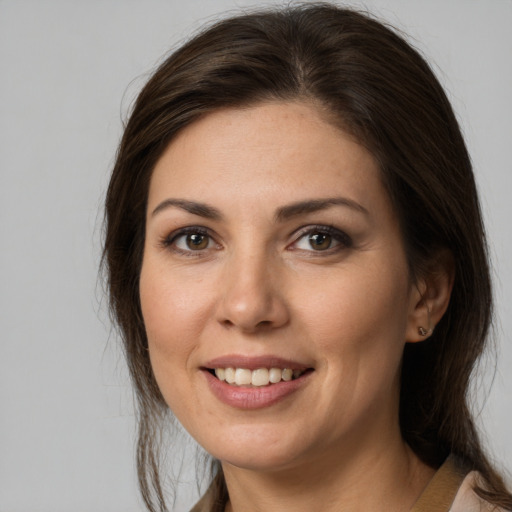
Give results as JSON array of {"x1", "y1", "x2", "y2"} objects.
[
  {"x1": 168, "y1": 229, "x2": 214, "y2": 252},
  {"x1": 308, "y1": 232, "x2": 332, "y2": 250},
  {"x1": 186, "y1": 233, "x2": 209, "y2": 250},
  {"x1": 292, "y1": 226, "x2": 352, "y2": 253}
]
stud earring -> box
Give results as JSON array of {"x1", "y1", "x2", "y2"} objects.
[{"x1": 418, "y1": 305, "x2": 433, "y2": 337}]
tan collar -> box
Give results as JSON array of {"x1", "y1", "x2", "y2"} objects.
[{"x1": 411, "y1": 456, "x2": 467, "y2": 512}]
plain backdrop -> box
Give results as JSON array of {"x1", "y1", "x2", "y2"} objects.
[{"x1": 1, "y1": 1, "x2": 511, "y2": 511}]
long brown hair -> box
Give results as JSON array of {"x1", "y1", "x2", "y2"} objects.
[{"x1": 103, "y1": 3, "x2": 511, "y2": 510}]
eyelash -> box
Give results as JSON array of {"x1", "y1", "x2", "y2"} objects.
[{"x1": 159, "y1": 224, "x2": 353, "y2": 256}]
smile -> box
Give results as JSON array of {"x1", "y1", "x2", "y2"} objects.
[
  {"x1": 213, "y1": 367, "x2": 306, "y2": 387},
  {"x1": 202, "y1": 357, "x2": 314, "y2": 409}
]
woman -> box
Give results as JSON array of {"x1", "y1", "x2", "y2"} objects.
[{"x1": 103, "y1": 3, "x2": 512, "y2": 511}]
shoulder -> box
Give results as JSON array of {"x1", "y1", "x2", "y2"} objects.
[
  {"x1": 412, "y1": 455, "x2": 510, "y2": 512},
  {"x1": 450, "y1": 471, "x2": 509, "y2": 512}
]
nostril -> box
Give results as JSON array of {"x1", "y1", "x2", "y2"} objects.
[{"x1": 220, "y1": 318, "x2": 272, "y2": 330}]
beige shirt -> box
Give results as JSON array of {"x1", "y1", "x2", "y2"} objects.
[
  {"x1": 410, "y1": 457, "x2": 506, "y2": 512},
  {"x1": 450, "y1": 471, "x2": 499, "y2": 512}
]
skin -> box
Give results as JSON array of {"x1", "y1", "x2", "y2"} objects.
[{"x1": 139, "y1": 102, "x2": 452, "y2": 511}]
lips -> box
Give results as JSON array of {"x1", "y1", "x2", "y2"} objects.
[{"x1": 202, "y1": 355, "x2": 314, "y2": 409}]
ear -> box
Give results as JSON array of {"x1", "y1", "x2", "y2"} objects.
[{"x1": 405, "y1": 250, "x2": 455, "y2": 343}]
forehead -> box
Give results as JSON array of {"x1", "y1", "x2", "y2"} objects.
[{"x1": 148, "y1": 101, "x2": 387, "y2": 211}]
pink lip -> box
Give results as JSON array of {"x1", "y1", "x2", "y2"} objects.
[
  {"x1": 203, "y1": 354, "x2": 310, "y2": 371},
  {"x1": 202, "y1": 370, "x2": 313, "y2": 411}
]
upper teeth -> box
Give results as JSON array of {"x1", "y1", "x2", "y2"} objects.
[{"x1": 215, "y1": 367, "x2": 303, "y2": 387}]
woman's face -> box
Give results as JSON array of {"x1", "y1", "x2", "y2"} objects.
[{"x1": 140, "y1": 102, "x2": 423, "y2": 472}]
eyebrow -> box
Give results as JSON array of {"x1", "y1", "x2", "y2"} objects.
[
  {"x1": 151, "y1": 199, "x2": 223, "y2": 220},
  {"x1": 275, "y1": 197, "x2": 369, "y2": 221},
  {"x1": 151, "y1": 196, "x2": 368, "y2": 221}
]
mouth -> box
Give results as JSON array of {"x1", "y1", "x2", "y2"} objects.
[
  {"x1": 206, "y1": 367, "x2": 312, "y2": 387},
  {"x1": 201, "y1": 356, "x2": 314, "y2": 409}
]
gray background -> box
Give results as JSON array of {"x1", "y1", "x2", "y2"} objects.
[{"x1": 1, "y1": 1, "x2": 510, "y2": 511}]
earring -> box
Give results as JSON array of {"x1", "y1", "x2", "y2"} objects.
[{"x1": 418, "y1": 305, "x2": 433, "y2": 337}]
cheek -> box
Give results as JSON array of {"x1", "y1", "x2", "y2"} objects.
[
  {"x1": 300, "y1": 262, "x2": 411, "y2": 370},
  {"x1": 139, "y1": 264, "x2": 207, "y2": 419},
  {"x1": 300, "y1": 267, "x2": 411, "y2": 432},
  {"x1": 139, "y1": 259, "x2": 213, "y2": 384},
  {"x1": 141, "y1": 259, "x2": 204, "y2": 337}
]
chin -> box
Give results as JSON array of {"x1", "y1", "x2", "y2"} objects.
[
  {"x1": 219, "y1": 449, "x2": 302, "y2": 473},
  {"x1": 199, "y1": 425, "x2": 312, "y2": 473}
]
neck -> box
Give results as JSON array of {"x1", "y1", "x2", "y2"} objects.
[{"x1": 222, "y1": 429, "x2": 435, "y2": 512}]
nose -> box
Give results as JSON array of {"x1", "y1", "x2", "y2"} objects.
[{"x1": 216, "y1": 251, "x2": 290, "y2": 333}]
